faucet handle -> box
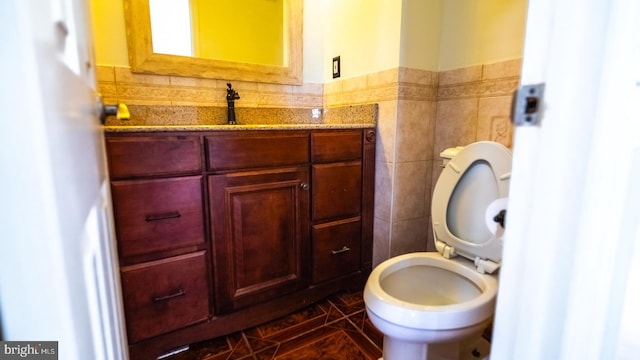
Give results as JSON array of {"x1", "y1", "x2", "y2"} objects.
[
  {"x1": 97, "y1": 95, "x2": 130, "y2": 124},
  {"x1": 226, "y1": 82, "x2": 240, "y2": 100}
]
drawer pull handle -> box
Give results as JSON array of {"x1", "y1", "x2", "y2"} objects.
[
  {"x1": 145, "y1": 211, "x2": 181, "y2": 222},
  {"x1": 152, "y1": 289, "x2": 186, "y2": 303},
  {"x1": 331, "y1": 246, "x2": 351, "y2": 255}
]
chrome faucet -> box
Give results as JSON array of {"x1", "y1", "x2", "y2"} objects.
[{"x1": 226, "y1": 83, "x2": 240, "y2": 125}]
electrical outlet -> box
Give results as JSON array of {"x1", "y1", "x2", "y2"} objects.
[{"x1": 332, "y1": 56, "x2": 341, "y2": 78}]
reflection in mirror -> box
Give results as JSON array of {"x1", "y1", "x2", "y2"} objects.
[
  {"x1": 149, "y1": 0, "x2": 285, "y2": 66},
  {"x1": 123, "y1": 0, "x2": 302, "y2": 84}
]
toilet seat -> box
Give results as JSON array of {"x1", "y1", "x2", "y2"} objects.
[{"x1": 431, "y1": 141, "x2": 512, "y2": 273}]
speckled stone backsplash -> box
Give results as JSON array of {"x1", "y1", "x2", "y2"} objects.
[{"x1": 105, "y1": 104, "x2": 378, "y2": 127}]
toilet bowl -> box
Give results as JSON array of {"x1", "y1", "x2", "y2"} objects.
[{"x1": 364, "y1": 141, "x2": 512, "y2": 360}]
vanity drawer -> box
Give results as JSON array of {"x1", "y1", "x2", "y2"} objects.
[
  {"x1": 111, "y1": 176, "x2": 204, "y2": 259},
  {"x1": 106, "y1": 135, "x2": 202, "y2": 179},
  {"x1": 206, "y1": 132, "x2": 309, "y2": 171},
  {"x1": 311, "y1": 130, "x2": 362, "y2": 163},
  {"x1": 312, "y1": 161, "x2": 362, "y2": 221},
  {"x1": 312, "y1": 218, "x2": 361, "y2": 284},
  {"x1": 120, "y1": 251, "x2": 209, "y2": 343}
]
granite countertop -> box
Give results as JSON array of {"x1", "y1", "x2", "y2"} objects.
[{"x1": 104, "y1": 104, "x2": 377, "y2": 132}]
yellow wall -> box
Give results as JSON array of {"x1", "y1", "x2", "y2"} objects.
[
  {"x1": 89, "y1": 0, "x2": 526, "y2": 82},
  {"x1": 438, "y1": 0, "x2": 528, "y2": 70},
  {"x1": 89, "y1": 0, "x2": 128, "y2": 66},
  {"x1": 322, "y1": 0, "x2": 403, "y2": 82},
  {"x1": 192, "y1": 0, "x2": 283, "y2": 65},
  {"x1": 399, "y1": 0, "x2": 442, "y2": 71}
]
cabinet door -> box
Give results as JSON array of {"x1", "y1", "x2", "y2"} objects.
[{"x1": 209, "y1": 167, "x2": 310, "y2": 313}]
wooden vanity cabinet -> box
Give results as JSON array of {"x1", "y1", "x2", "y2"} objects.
[
  {"x1": 105, "y1": 128, "x2": 375, "y2": 360},
  {"x1": 206, "y1": 131, "x2": 311, "y2": 313}
]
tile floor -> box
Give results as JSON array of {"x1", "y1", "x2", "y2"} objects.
[{"x1": 168, "y1": 291, "x2": 383, "y2": 360}]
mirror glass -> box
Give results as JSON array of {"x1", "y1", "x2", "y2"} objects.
[{"x1": 123, "y1": 0, "x2": 302, "y2": 84}]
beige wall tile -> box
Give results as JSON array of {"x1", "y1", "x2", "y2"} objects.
[
  {"x1": 97, "y1": 83, "x2": 117, "y2": 103},
  {"x1": 374, "y1": 160, "x2": 393, "y2": 222},
  {"x1": 434, "y1": 98, "x2": 478, "y2": 156},
  {"x1": 95, "y1": 65, "x2": 115, "y2": 82},
  {"x1": 393, "y1": 161, "x2": 429, "y2": 221},
  {"x1": 390, "y1": 217, "x2": 429, "y2": 256},
  {"x1": 478, "y1": 77, "x2": 520, "y2": 97},
  {"x1": 375, "y1": 100, "x2": 397, "y2": 163},
  {"x1": 114, "y1": 66, "x2": 170, "y2": 85},
  {"x1": 437, "y1": 82, "x2": 480, "y2": 100},
  {"x1": 477, "y1": 96, "x2": 515, "y2": 148},
  {"x1": 398, "y1": 67, "x2": 438, "y2": 86},
  {"x1": 292, "y1": 83, "x2": 323, "y2": 96},
  {"x1": 257, "y1": 83, "x2": 293, "y2": 95},
  {"x1": 368, "y1": 68, "x2": 399, "y2": 88},
  {"x1": 439, "y1": 65, "x2": 482, "y2": 86},
  {"x1": 482, "y1": 58, "x2": 522, "y2": 80},
  {"x1": 373, "y1": 218, "x2": 391, "y2": 266},
  {"x1": 342, "y1": 75, "x2": 368, "y2": 92},
  {"x1": 396, "y1": 100, "x2": 436, "y2": 162},
  {"x1": 323, "y1": 79, "x2": 343, "y2": 95},
  {"x1": 169, "y1": 76, "x2": 218, "y2": 88}
]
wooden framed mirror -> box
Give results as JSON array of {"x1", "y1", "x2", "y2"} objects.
[{"x1": 122, "y1": 0, "x2": 302, "y2": 85}]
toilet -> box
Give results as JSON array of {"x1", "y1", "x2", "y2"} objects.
[{"x1": 364, "y1": 141, "x2": 512, "y2": 360}]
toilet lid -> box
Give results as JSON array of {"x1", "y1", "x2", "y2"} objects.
[{"x1": 431, "y1": 141, "x2": 512, "y2": 269}]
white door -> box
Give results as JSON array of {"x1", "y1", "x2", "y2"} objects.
[
  {"x1": 0, "y1": 0, "x2": 127, "y2": 359},
  {"x1": 492, "y1": 0, "x2": 640, "y2": 359}
]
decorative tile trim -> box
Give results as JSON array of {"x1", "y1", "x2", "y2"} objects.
[
  {"x1": 437, "y1": 76, "x2": 519, "y2": 100},
  {"x1": 324, "y1": 67, "x2": 438, "y2": 107}
]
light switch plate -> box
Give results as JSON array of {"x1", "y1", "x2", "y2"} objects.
[{"x1": 332, "y1": 56, "x2": 340, "y2": 78}]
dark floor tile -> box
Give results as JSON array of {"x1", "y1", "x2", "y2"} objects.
[
  {"x1": 332, "y1": 291, "x2": 365, "y2": 307},
  {"x1": 274, "y1": 329, "x2": 375, "y2": 360},
  {"x1": 272, "y1": 326, "x2": 337, "y2": 357},
  {"x1": 170, "y1": 337, "x2": 231, "y2": 360},
  {"x1": 254, "y1": 345, "x2": 278, "y2": 360},
  {"x1": 244, "y1": 335, "x2": 278, "y2": 354},
  {"x1": 253, "y1": 303, "x2": 328, "y2": 339},
  {"x1": 346, "y1": 310, "x2": 366, "y2": 329},
  {"x1": 324, "y1": 305, "x2": 347, "y2": 324},
  {"x1": 342, "y1": 327, "x2": 383, "y2": 359},
  {"x1": 362, "y1": 318, "x2": 384, "y2": 349},
  {"x1": 163, "y1": 291, "x2": 382, "y2": 360},
  {"x1": 326, "y1": 318, "x2": 357, "y2": 332},
  {"x1": 228, "y1": 335, "x2": 252, "y2": 359}
]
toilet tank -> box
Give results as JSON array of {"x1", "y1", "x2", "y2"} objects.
[{"x1": 440, "y1": 146, "x2": 464, "y2": 166}]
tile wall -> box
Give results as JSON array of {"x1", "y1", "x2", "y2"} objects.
[
  {"x1": 325, "y1": 59, "x2": 520, "y2": 265},
  {"x1": 96, "y1": 65, "x2": 323, "y2": 108},
  {"x1": 97, "y1": 58, "x2": 520, "y2": 267}
]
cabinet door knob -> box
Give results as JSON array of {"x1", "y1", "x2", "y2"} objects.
[{"x1": 300, "y1": 183, "x2": 309, "y2": 191}]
